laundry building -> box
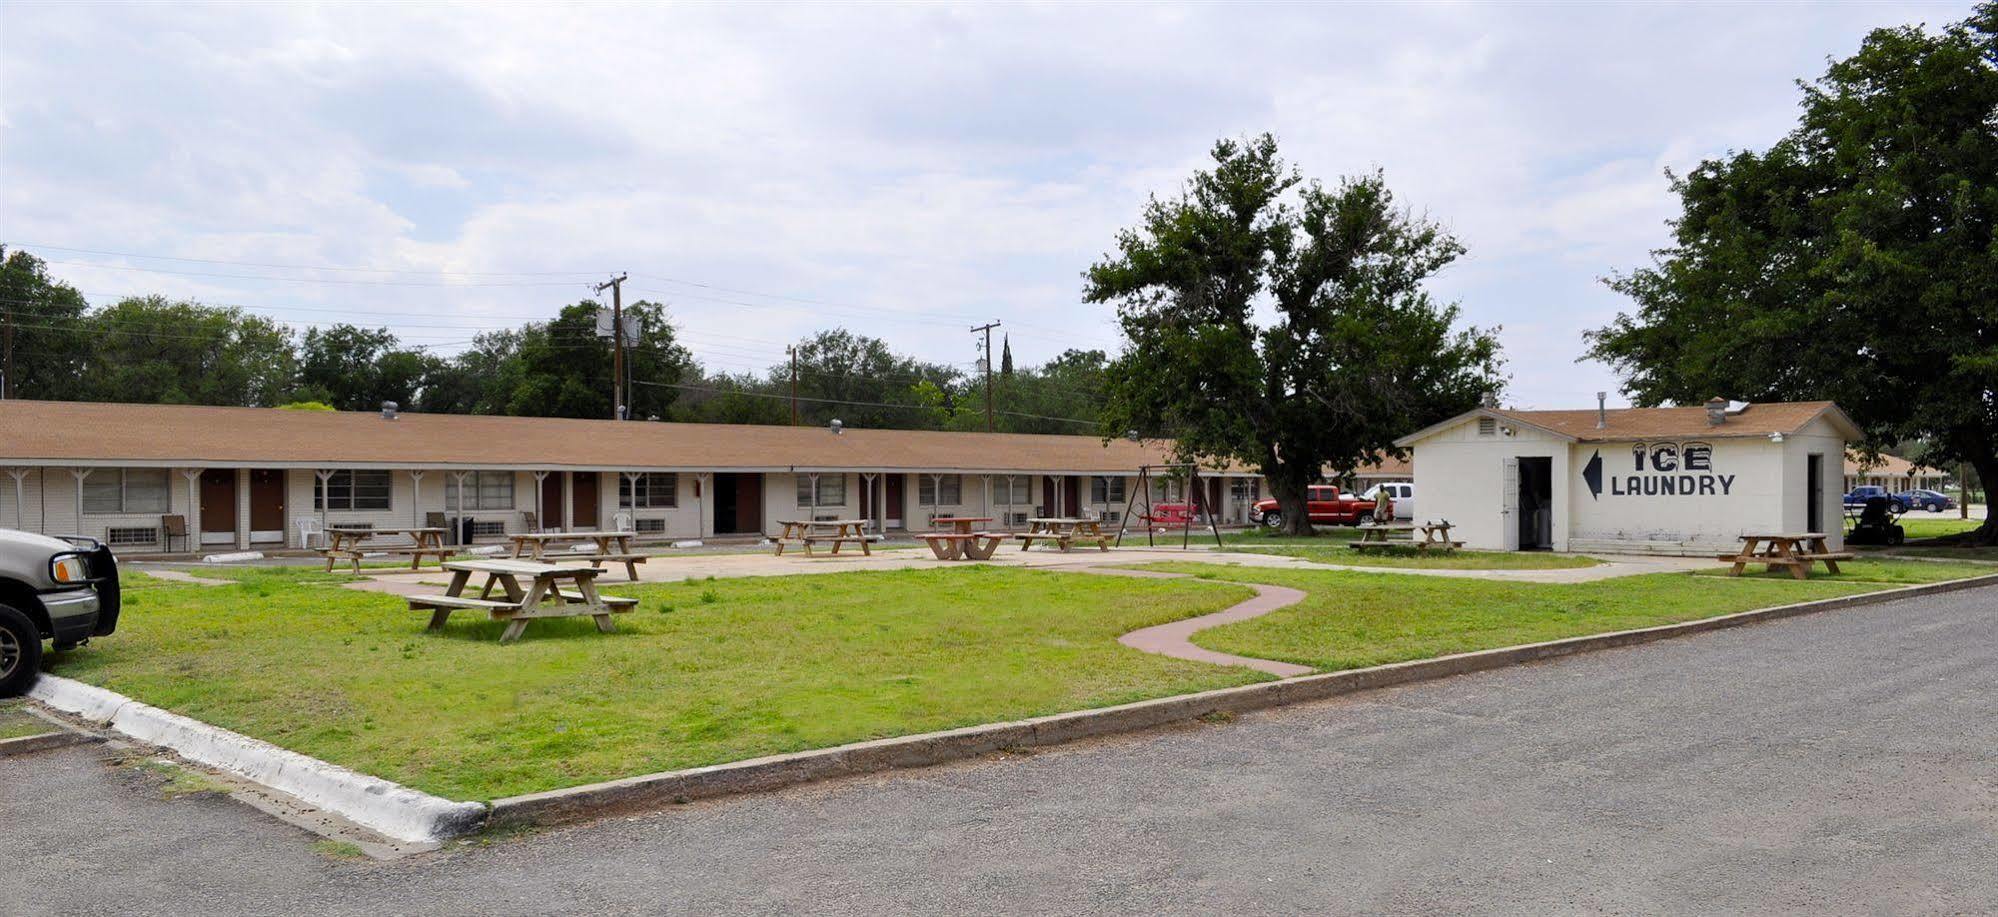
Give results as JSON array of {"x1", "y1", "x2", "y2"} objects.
[
  {"x1": 0, "y1": 400, "x2": 1265, "y2": 551},
  {"x1": 1395, "y1": 399, "x2": 1859, "y2": 555}
]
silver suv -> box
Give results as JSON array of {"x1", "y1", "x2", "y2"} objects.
[{"x1": 0, "y1": 529, "x2": 121, "y2": 696}]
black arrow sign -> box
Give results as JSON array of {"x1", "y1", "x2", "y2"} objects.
[{"x1": 1583, "y1": 450, "x2": 1603, "y2": 500}]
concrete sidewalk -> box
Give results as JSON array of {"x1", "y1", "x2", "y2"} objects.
[{"x1": 344, "y1": 544, "x2": 1712, "y2": 597}]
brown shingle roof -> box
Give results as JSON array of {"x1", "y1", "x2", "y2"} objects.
[
  {"x1": 0, "y1": 400, "x2": 1226, "y2": 474},
  {"x1": 1844, "y1": 451, "x2": 1940, "y2": 477}
]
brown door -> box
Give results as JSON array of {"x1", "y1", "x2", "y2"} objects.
[
  {"x1": 571, "y1": 473, "x2": 599, "y2": 528},
  {"x1": 540, "y1": 476, "x2": 561, "y2": 531},
  {"x1": 1041, "y1": 477, "x2": 1056, "y2": 515},
  {"x1": 734, "y1": 474, "x2": 763, "y2": 534},
  {"x1": 249, "y1": 470, "x2": 285, "y2": 542},
  {"x1": 1206, "y1": 478, "x2": 1223, "y2": 520},
  {"x1": 199, "y1": 469, "x2": 236, "y2": 542},
  {"x1": 1063, "y1": 476, "x2": 1081, "y2": 516},
  {"x1": 883, "y1": 475, "x2": 904, "y2": 529}
]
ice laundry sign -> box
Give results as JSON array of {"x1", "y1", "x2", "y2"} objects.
[{"x1": 1580, "y1": 442, "x2": 1736, "y2": 500}]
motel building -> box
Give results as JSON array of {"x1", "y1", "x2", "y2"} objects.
[
  {"x1": 0, "y1": 400, "x2": 1265, "y2": 552},
  {"x1": 1395, "y1": 398, "x2": 1861, "y2": 556}
]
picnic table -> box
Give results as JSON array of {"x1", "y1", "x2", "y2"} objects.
[
  {"x1": 405, "y1": 559, "x2": 635, "y2": 643},
  {"x1": 1719, "y1": 532, "x2": 1853, "y2": 579},
  {"x1": 921, "y1": 516, "x2": 1002, "y2": 561},
  {"x1": 1015, "y1": 517, "x2": 1112, "y2": 553},
  {"x1": 1347, "y1": 523, "x2": 1415, "y2": 552},
  {"x1": 507, "y1": 530, "x2": 647, "y2": 580},
  {"x1": 772, "y1": 519, "x2": 872, "y2": 556},
  {"x1": 320, "y1": 526, "x2": 451, "y2": 573}
]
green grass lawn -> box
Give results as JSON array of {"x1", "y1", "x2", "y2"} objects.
[
  {"x1": 1140, "y1": 558, "x2": 1993, "y2": 672},
  {"x1": 48, "y1": 566, "x2": 1262, "y2": 801},
  {"x1": 1895, "y1": 515, "x2": 1983, "y2": 540}
]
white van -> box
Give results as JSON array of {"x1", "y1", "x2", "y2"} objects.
[{"x1": 1362, "y1": 483, "x2": 1415, "y2": 520}]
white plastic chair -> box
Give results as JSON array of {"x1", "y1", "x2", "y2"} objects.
[{"x1": 294, "y1": 517, "x2": 324, "y2": 549}]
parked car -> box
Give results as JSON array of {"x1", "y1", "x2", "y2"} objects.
[
  {"x1": 1895, "y1": 488, "x2": 1955, "y2": 513},
  {"x1": 0, "y1": 529, "x2": 121, "y2": 696},
  {"x1": 1250, "y1": 485, "x2": 1380, "y2": 529},
  {"x1": 1843, "y1": 485, "x2": 1893, "y2": 509},
  {"x1": 1361, "y1": 483, "x2": 1415, "y2": 520}
]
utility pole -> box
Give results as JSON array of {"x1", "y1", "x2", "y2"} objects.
[
  {"x1": 788, "y1": 346, "x2": 799, "y2": 425},
  {"x1": 970, "y1": 321, "x2": 1001, "y2": 432},
  {"x1": 594, "y1": 273, "x2": 628, "y2": 420}
]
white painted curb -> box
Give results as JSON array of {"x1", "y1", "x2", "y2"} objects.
[{"x1": 28, "y1": 675, "x2": 486, "y2": 843}]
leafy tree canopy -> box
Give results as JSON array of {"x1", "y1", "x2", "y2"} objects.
[
  {"x1": 1086, "y1": 134, "x2": 1503, "y2": 534},
  {"x1": 1585, "y1": 4, "x2": 1998, "y2": 539}
]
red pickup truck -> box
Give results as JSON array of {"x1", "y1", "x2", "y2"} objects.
[{"x1": 1250, "y1": 485, "x2": 1381, "y2": 528}]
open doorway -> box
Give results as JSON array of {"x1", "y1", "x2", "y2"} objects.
[
  {"x1": 1516, "y1": 456, "x2": 1554, "y2": 550},
  {"x1": 712, "y1": 473, "x2": 763, "y2": 535},
  {"x1": 1807, "y1": 453, "x2": 1825, "y2": 533}
]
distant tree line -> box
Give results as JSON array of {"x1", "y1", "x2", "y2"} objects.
[{"x1": 0, "y1": 247, "x2": 1109, "y2": 434}]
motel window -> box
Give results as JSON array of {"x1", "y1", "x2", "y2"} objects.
[
  {"x1": 81, "y1": 468, "x2": 170, "y2": 515},
  {"x1": 446, "y1": 471, "x2": 514, "y2": 511},
  {"x1": 1090, "y1": 476, "x2": 1127, "y2": 505},
  {"x1": 795, "y1": 474, "x2": 847, "y2": 507},
  {"x1": 619, "y1": 473, "x2": 678, "y2": 509},
  {"x1": 992, "y1": 475, "x2": 1033, "y2": 505},
  {"x1": 315, "y1": 470, "x2": 393, "y2": 511},
  {"x1": 918, "y1": 474, "x2": 961, "y2": 506}
]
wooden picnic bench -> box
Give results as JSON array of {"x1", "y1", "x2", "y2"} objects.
[
  {"x1": 507, "y1": 530, "x2": 648, "y2": 580},
  {"x1": 320, "y1": 526, "x2": 452, "y2": 573},
  {"x1": 772, "y1": 519, "x2": 873, "y2": 556},
  {"x1": 405, "y1": 559, "x2": 636, "y2": 643},
  {"x1": 1347, "y1": 523, "x2": 1412, "y2": 552},
  {"x1": 1015, "y1": 517, "x2": 1112, "y2": 553},
  {"x1": 922, "y1": 516, "x2": 1003, "y2": 561},
  {"x1": 1719, "y1": 532, "x2": 1853, "y2": 579}
]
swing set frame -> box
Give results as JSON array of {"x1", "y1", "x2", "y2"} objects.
[{"x1": 1113, "y1": 463, "x2": 1225, "y2": 549}]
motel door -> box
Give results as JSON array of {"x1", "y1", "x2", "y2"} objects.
[
  {"x1": 248, "y1": 469, "x2": 286, "y2": 544},
  {"x1": 540, "y1": 477, "x2": 563, "y2": 531},
  {"x1": 571, "y1": 473, "x2": 599, "y2": 528},
  {"x1": 1806, "y1": 454, "x2": 1825, "y2": 533},
  {"x1": 884, "y1": 475, "x2": 904, "y2": 530},
  {"x1": 199, "y1": 469, "x2": 237, "y2": 546}
]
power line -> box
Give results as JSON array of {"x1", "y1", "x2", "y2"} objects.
[
  {"x1": 37, "y1": 259, "x2": 590, "y2": 288},
  {"x1": 12, "y1": 243, "x2": 605, "y2": 277}
]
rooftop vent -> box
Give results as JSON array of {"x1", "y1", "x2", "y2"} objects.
[
  {"x1": 1596, "y1": 392, "x2": 1607, "y2": 430},
  {"x1": 381, "y1": 401, "x2": 398, "y2": 421},
  {"x1": 829, "y1": 418, "x2": 844, "y2": 435},
  {"x1": 1705, "y1": 396, "x2": 1728, "y2": 426}
]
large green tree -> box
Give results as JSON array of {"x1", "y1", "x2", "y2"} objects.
[
  {"x1": 1086, "y1": 135, "x2": 1504, "y2": 535},
  {"x1": 505, "y1": 300, "x2": 694, "y2": 419},
  {"x1": 293, "y1": 324, "x2": 438, "y2": 411},
  {"x1": 0, "y1": 247, "x2": 90, "y2": 399},
  {"x1": 770, "y1": 328, "x2": 962, "y2": 430},
  {"x1": 1586, "y1": 5, "x2": 1998, "y2": 541},
  {"x1": 73, "y1": 297, "x2": 297, "y2": 406}
]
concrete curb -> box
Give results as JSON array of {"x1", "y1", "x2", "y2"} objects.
[
  {"x1": 487, "y1": 571, "x2": 1998, "y2": 829},
  {"x1": 27, "y1": 675, "x2": 487, "y2": 844},
  {"x1": 0, "y1": 728, "x2": 97, "y2": 757}
]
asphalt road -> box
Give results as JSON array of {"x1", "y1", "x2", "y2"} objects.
[{"x1": 6, "y1": 586, "x2": 1995, "y2": 916}]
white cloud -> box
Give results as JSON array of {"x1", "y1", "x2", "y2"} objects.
[{"x1": 0, "y1": 0, "x2": 1970, "y2": 404}]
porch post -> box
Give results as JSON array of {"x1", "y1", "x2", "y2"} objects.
[
  {"x1": 408, "y1": 470, "x2": 427, "y2": 530},
  {"x1": 180, "y1": 469, "x2": 202, "y2": 546},
  {"x1": 622, "y1": 472, "x2": 642, "y2": 531},
  {"x1": 449, "y1": 471, "x2": 472, "y2": 545},
  {"x1": 698, "y1": 472, "x2": 712, "y2": 538},
  {"x1": 314, "y1": 469, "x2": 334, "y2": 546},
  {"x1": 531, "y1": 471, "x2": 549, "y2": 532},
  {"x1": 807, "y1": 472, "x2": 819, "y2": 517},
  {"x1": 861, "y1": 473, "x2": 876, "y2": 532},
  {"x1": 6, "y1": 468, "x2": 27, "y2": 530},
  {"x1": 68, "y1": 468, "x2": 89, "y2": 541}
]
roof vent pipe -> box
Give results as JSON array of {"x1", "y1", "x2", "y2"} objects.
[
  {"x1": 381, "y1": 401, "x2": 398, "y2": 421},
  {"x1": 1705, "y1": 396, "x2": 1728, "y2": 426},
  {"x1": 1596, "y1": 392, "x2": 1607, "y2": 429}
]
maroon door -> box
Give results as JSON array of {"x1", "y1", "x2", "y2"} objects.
[
  {"x1": 199, "y1": 469, "x2": 236, "y2": 538},
  {"x1": 540, "y1": 476, "x2": 562, "y2": 530},
  {"x1": 249, "y1": 470, "x2": 285, "y2": 541},
  {"x1": 883, "y1": 475, "x2": 904, "y2": 529},
  {"x1": 1041, "y1": 477, "x2": 1056, "y2": 516},
  {"x1": 733, "y1": 474, "x2": 762, "y2": 534},
  {"x1": 571, "y1": 473, "x2": 599, "y2": 528}
]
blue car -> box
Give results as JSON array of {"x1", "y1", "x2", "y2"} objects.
[
  {"x1": 1895, "y1": 489, "x2": 1956, "y2": 513},
  {"x1": 1843, "y1": 485, "x2": 1892, "y2": 509}
]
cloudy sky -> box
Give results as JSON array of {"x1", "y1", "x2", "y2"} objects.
[{"x1": 0, "y1": 1, "x2": 1972, "y2": 408}]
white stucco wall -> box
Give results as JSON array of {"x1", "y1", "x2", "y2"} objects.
[{"x1": 1411, "y1": 415, "x2": 1849, "y2": 556}]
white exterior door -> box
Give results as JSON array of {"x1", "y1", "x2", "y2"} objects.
[{"x1": 1500, "y1": 457, "x2": 1520, "y2": 551}]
